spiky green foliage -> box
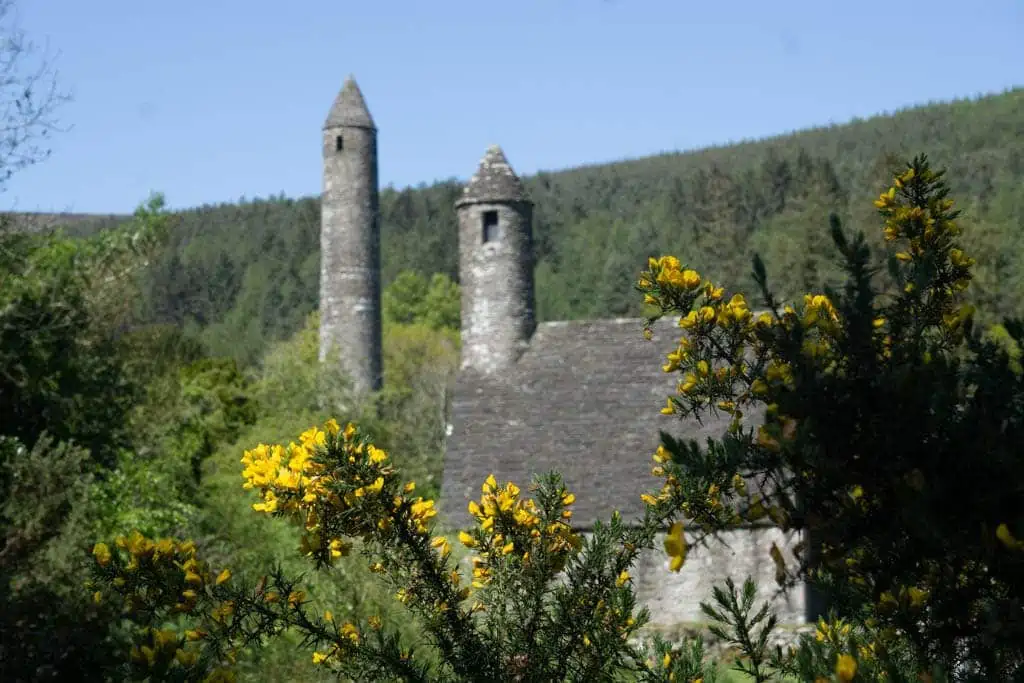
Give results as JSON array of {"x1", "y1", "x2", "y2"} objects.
[{"x1": 639, "y1": 156, "x2": 1024, "y2": 679}]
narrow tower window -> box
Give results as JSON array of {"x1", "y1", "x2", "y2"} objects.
[
  {"x1": 335, "y1": 135, "x2": 344, "y2": 151},
  {"x1": 482, "y1": 210, "x2": 499, "y2": 243}
]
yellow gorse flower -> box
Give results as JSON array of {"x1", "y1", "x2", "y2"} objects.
[
  {"x1": 92, "y1": 542, "x2": 111, "y2": 567},
  {"x1": 835, "y1": 653, "x2": 857, "y2": 681},
  {"x1": 815, "y1": 617, "x2": 852, "y2": 644},
  {"x1": 463, "y1": 475, "x2": 582, "y2": 586},
  {"x1": 240, "y1": 420, "x2": 443, "y2": 573},
  {"x1": 90, "y1": 533, "x2": 240, "y2": 670},
  {"x1": 996, "y1": 523, "x2": 1024, "y2": 551},
  {"x1": 664, "y1": 521, "x2": 687, "y2": 572}
]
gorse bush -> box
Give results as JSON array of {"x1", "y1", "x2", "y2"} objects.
[
  {"x1": 153, "y1": 280, "x2": 459, "y2": 681},
  {"x1": 0, "y1": 194, "x2": 172, "y2": 465},
  {"x1": 637, "y1": 155, "x2": 1024, "y2": 679},
  {"x1": 87, "y1": 158, "x2": 1024, "y2": 682},
  {"x1": 88, "y1": 421, "x2": 712, "y2": 682}
]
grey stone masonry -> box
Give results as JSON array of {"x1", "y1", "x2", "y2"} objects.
[
  {"x1": 442, "y1": 315, "x2": 813, "y2": 626},
  {"x1": 455, "y1": 146, "x2": 536, "y2": 375},
  {"x1": 634, "y1": 527, "x2": 807, "y2": 626},
  {"x1": 442, "y1": 317, "x2": 771, "y2": 528},
  {"x1": 319, "y1": 76, "x2": 382, "y2": 395}
]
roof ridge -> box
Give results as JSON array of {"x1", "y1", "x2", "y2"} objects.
[
  {"x1": 536, "y1": 316, "x2": 681, "y2": 329},
  {"x1": 540, "y1": 317, "x2": 646, "y2": 326},
  {"x1": 324, "y1": 75, "x2": 376, "y2": 130},
  {"x1": 456, "y1": 145, "x2": 529, "y2": 206}
]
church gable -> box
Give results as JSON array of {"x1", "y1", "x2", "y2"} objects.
[{"x1": 440, "y1": 317, "x2": 736, "y2": 529}]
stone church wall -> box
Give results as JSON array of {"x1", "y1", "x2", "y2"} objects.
[{"x1": 629, "y1": 526, "x2": 807, "y2": 627}]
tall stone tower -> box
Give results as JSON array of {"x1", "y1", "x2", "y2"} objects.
[
  {"x1": 319, "y1": 76, "x2": 382, "y2": 395},
  {"x1": 455, "y1": 145, "x2": 535, "y2": 375}
]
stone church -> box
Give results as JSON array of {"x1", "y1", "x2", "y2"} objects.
[{"x1": 319, "y1": 76, "x2": 810, "y2": 628}]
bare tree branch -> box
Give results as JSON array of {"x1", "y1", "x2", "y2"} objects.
[{"x1": 0, "y1": 0, "x2": 69, "y2": 194}]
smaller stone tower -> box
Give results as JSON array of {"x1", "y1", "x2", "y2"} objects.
[
  {"x1": 455, "y1": 145, "x2": 535, "y2": 375},
  {"x1": 319, "y1": 76, "x2": 382, "y2": 395}
]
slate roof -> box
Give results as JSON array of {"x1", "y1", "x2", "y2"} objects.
[
  {"x1": 456, "y1": 145, "x2": 530, "y2": 207},
  {"x1": 324, "y1": 76, "x2": 376, "y2": 130},
  {"x1": 441, "y1": 317, "x2": 764, "y2": 530}
]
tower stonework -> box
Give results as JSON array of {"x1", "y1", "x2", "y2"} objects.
[
  {"x1": 319, "y1": 76, "x2": 382, "y2": 395},
  {"x1": 455, "y1": 145, "x2": 535, "y2": 375}
]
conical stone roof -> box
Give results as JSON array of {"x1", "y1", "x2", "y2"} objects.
[
  {"x1": 456, "y1": 145, "x2": 530, "y2": 206},
  {"x1": 324, "y1": 76, "x2": 375, "y2": 129}
]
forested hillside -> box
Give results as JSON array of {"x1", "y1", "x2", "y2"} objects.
[{"x1": 103, "y1": 88, "x2": 1024, "y2": 364}]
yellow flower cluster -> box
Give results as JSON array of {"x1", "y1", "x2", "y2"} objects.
[
  {"x1": 241, "y1": 420, "x2": 434, "y2": 568},
  {"x1": 640, "y1": 255, "x2": 703, "y2": 294},
  {"x1": 876, "y1": 584, "x2": 930, "y2": 614},
  {"x1": 814, "y1": 616, "x2": 852, "y2": 644},
  {"x1": 91, "y1": 532, "x2": 236, "y2": 678},
  {"x1": 800, "y1": 294, "x2": 840, "y2": 335},
  {"x1": 460, "y1": 474, "x2": 581, "y2": 586},
  {"x1": 834, "y1": 653, "x2": 857, "y2": 682},
  {"x1": 92, "y1": 532, "x2": 232, "y2": 616},
  {"x1": 641, "y1": 446, "x2": 679, "y2": 506},
  {"x1": 312, "y1": 622, "x2": 361, "y2": 667},
  {"x1": 996, "y1": 522, "x2": 1024, "y2": 551},
  {"x1": 126, "y1": 627, "x2": 236, "y2": 682},
  {"x1": 128, "y1": 627, "x2": 189, "y2": 669},
  {"x1": 677, "y1": 292, "x2": 754, "y2": 334},
  {"x1": 242, "y1": 421, "x2": 337, "y2": 513},
  {"x1": 875, "y1": 168, "x2": 960, "y2": 248},
  {"x1": 811, "y1": 618, "x2": 890, "y2": 682},
  {"x1": 242, "y1": 419, "x2": 466, "y2": 633},
  {"x1": 641, "y1": 257, "x2": 824, "y2": 438},
  {"x1": 875, "y1": 164, "x2": 976, "y2": 337},
  {"x1": 812, "y1": 652, "x2": 858, "y2": 682},
  {"x1": 640, "y1": 257, "x2": 728, "y2": 332},
  {"x1": 667, "y1": 357, "x2": 763, "y2": 432},
  {"x1": 643, "y1": 445, "x2": 790, "y2": 572}
]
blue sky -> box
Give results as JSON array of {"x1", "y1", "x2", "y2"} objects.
[{"x1": 5, "y1": 0, "x2": 1023, "y2": 214}]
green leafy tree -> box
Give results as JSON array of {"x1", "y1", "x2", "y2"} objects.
[
  {"x1": 383, "y1": 271, "x2": 461, "y2": 331},
  {"x1": 374, "y1": 321, "x2": 459, "y2": 498},
  {"x1": 0, "y1": 435, "x2": 132, "y2": 679},
  {"x1": 0, "y1": 193, "x2": 171, "y2": 465},
  {"x1": 0, "y1": 195, "x2": 176, "y2": 681},
  {"x1": 174, "y1": 357, "x2": 259, "y2": 483}
]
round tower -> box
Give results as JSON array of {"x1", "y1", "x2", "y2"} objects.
[
  {"x1": 455, "y1": 145, "x2": 535, "y2": 375},
  {"x1": 319, "y1": 76, "x2": 382, "y2": 395}
]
